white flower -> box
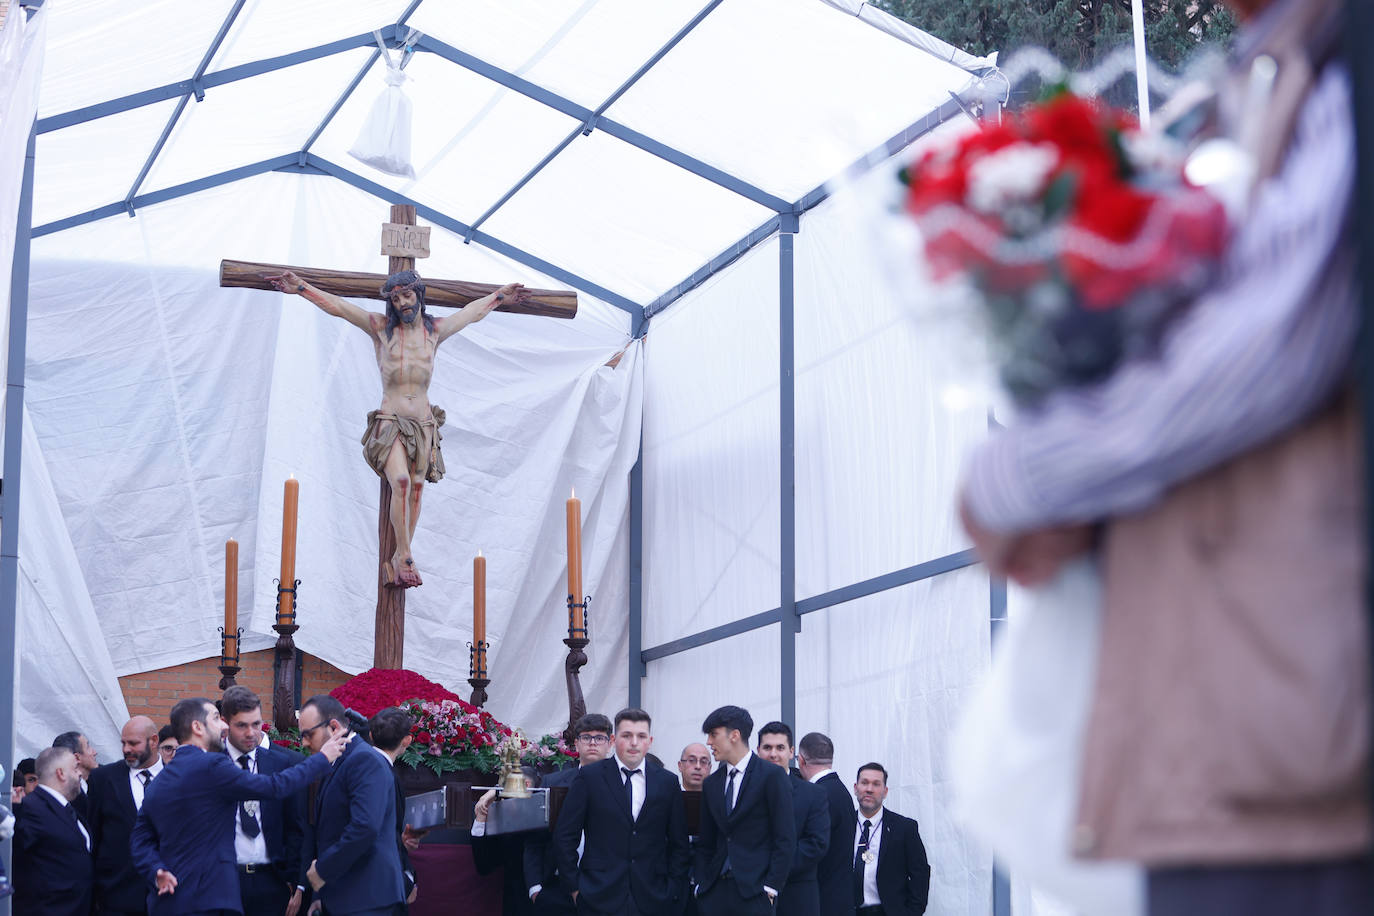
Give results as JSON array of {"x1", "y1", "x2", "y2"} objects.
[{"x1": 966, "y1": 143, "x2": 1060, "y2": 214}]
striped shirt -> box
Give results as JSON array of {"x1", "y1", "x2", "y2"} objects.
[{"x1": 963, "y1": 61, "x2": 1356, "y2": 532}]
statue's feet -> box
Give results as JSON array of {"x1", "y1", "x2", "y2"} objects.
[{"x1": 385, "y1": 553, "x2": 423, "y2": 589}]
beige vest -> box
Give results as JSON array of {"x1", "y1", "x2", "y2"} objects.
[{"x1": 1072, "y1": 0, "x2": 1366, "y2": 864}]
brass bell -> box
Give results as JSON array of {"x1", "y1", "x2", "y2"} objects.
[{"x1": 500, "y1": 765, "x2": 531, "y2": 799}]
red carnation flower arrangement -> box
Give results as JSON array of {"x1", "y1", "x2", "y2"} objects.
[
  {"x1": 902, "y1": 87, "x2": 1228, "y2": 407},
  {"x1": 270, "y1": 667, "x2": 577, "y2": 774}
]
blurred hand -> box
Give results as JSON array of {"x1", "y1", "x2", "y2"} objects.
[
  {"x1": 473, "y1": 788, "x2": 498, "y2": 823},
  {"x1": 402, "y1": 823, "x2": 430, "y2": 851},
  {"x1": 155, "y1": 870, "x2": 177, "y2": 896},
  {"x1": 319, "y1": 731, "x2": 348, "y2": 764},
  {"x1": 307, "y1": 861, "x2": 324, "y2": 892},
  {"x1": 285, "y1": 887, "x2": 302, "y2": 916},
  {"x1": 960, "y1": 498, "x2": 1092, "y2": 586}
]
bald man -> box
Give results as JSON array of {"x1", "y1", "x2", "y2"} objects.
[
  {"x1": 87, "y1": 716, "x2": 163, "y2": 915},
  {"x1": 678, "y1": 743, "x2": 712, "y2": 792}
]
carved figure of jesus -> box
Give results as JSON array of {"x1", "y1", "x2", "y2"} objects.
[{"x1": 267, "y1": 268, "x2": 529, "y2": 588}]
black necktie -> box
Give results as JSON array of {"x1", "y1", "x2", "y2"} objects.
[
  {"x1": 724, "y1": 768, "x2": 738, "y2": 816},
  {"x1": 237, "y1": 755, "x2": 261, "y2": 839},
  {"x1": 853, "y1": 818, "x2": 872, "y2": 906},
  {"x1": 138, "y1": 770, "x2": 152, "y2": 787},
  {"x1": 621, "y1": 767, "x2": 635, "y2": 812}
]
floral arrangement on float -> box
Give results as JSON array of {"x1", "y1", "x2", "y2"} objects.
[{"x1": 268, "y1": 667, "x2": 577, "y2": 775}]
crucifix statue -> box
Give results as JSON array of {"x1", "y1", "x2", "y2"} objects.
[{"x1": 221, "y1": 205, "x2": 577, "y2": 669}]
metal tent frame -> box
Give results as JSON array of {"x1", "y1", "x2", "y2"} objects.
[{"x1": 3, "y1": 1, "x2": 1010, "y2": 910}]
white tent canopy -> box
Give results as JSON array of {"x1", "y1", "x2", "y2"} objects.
[{"x1": 3, "y1": 1, "x2": 1007, "y2": 911}]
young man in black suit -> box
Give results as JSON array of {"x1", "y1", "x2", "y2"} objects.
[
  {"x1": 554, "y1": 707, "x2": 689, "y2": 916},
  {"x1": 851, "y1": 763, "x2": 930, "y2": 916},
  {"x1": 524, "y1": 713, "x2": 613, "y2": 916},
  {"x1": 87, "y1": 715, "x2": 162, "y2": 916},
  {"x1": 695, "y1": 706, "x2": 796, "y2": 916},
  {"x1": 12, "y1": 746, "x2": 94, "y2": 916},
  {"x1": 220, "y1": 686, "x2": 307, "y2": 916},
  {"x1": 369, "y1": 706, "x2": 420, "y2": 911},
  {"x1": 52, "y1": 730, "x2": 97, "y2": 820},
  {"x1": 797, "y1": 731, "x2": 855, "y2": 916},
  {"x1": 757, "y1": 722, "x2": 829, "y2": 916}
]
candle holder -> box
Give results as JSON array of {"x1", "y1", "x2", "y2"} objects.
[
  {"x1": 562, "y1": 596, "x2": 590, "y2": 746},
  {"x1": 468, "y1": 640, "x2": 490, "y2": 708},
  {"x1": 272, "y1": 578, "x2": 302, "y2": 734},
  {"x1": 218, "y1": 626, "x2": 243, "y2": 690}
]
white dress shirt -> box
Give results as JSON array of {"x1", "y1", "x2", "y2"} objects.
[
  {"x1": 38, "y1": 784, "x2": 90, "y2": 851},
  {"x1": 230, "y1": 746, "x2": 270, "y2": 865},
  {"x1": 613, "y1": 753, "x2": 646, "y2": 821},
  {"x1": 853, "y1": 808, "x2": 884, "y2": 907},
  {"x1": 807, "y1": 767, "x2": 836, "y2": 784},
  {"x1": 128, "y1": 759, "x2": 163, "y2": 811}
]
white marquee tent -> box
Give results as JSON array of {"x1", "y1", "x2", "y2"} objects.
[{"x1": 0, "y1": 1, "x2": 1022, "y2": 911}]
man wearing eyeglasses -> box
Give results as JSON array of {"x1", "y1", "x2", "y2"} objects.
[{"x1": 523, "y1": 714, "x2": 613, "y2": 916}]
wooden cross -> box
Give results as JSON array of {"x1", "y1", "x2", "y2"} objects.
[{"x1": 221, "y1": 205, "x2": 577, "y2": 670}]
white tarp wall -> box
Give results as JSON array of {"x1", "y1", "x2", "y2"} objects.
[
  {"x1": 2, "y1": 6, "x2": 130, "y2": 760},
  {"x1": 641, "y1": 160, "x2": 995, "y2": 914}
]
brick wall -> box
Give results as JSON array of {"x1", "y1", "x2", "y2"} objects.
[{"x1": 119, "y1": 649, "x2": 353, "y2": 728}]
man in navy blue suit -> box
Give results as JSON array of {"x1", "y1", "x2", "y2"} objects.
[
  {"x1": 757, "y1": 722, "x2": 829, "y2": 916},
  {"x1": 554, "y1": 707, "x2": 689, "y2": 916},
  {"x1": 694, "y1": 706, "x2": 795, "y2": 916},
  {"x1": 299, "y1": 694, "x2": 406, "y2": 916},
  {"x1": 12, "y1": 746, "x2": 94, "y2": 916},
  {"x1": 220, "y1": 686, "x2": 308, "y2": 916},
  {"x1": 523, "y1": 713, "x2": 613, "y2": 916},
  {"x1": 797, "y1": 732, "x2": 856, "y2": 916},
  {"x1": 130, "y1": 696, "x2": 344, "y2": 915},
  {"x1": 87, "y1": 715, "x2": 163, "y2": 916}
]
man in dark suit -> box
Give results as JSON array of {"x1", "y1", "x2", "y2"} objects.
[
  {"x1": 88, "y1": 715, "x2": 162, "y2": 915},
  {"x1": 851, "y1": 763, "x2": 929, "y2": 916},
  {"x1": 368, "y1": 706, "x2": 420, "y2": 911},
  {"x1": 13, "y1": 746, "x2": 94, "y2": 915},
  {"x1": 757, "y1": 723, "x2": 829, "y2": 916},
  {"x1": 299, "y1": 694, "x2": 406, "y2": 916},
  {"x1": 130, "y1": 696, "x2": 344, "y2": 915},
  {"x1": 694, "y1": 706, "x2": 795, "y2": 916},
  {"x1": 797, "y1": 732, "x2": 855, "y2": 916},
  {"x1": 220, "y1": 686, "x2": 307, "y2": 915},
  {"x1": 523, "y1": 713, "x2": 612, "y2": 915},
  {"x1": 554, "y1": 707, "x2": 689, "y2": 916},
  {"x1": 53, "y1": 729, "x2": 98, "y2": 820}
]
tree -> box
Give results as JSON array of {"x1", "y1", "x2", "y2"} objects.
[{"x1": 875, "y1": 0, "x2": 1236, "y2": 106}]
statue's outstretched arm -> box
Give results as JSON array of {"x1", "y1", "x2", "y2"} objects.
[{"x1": 266, "y1": 270, "x2": 377, "y2": 335}]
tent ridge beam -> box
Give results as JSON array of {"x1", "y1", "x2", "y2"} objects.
[
  {"x1": 303, "y1": 155, "x2": 645, "y2": 319},
  {"x1": 468, "y1": 0, "x2": 728, "y2": 234},
  {"x1": 37, "y1": 27, "x2": 397, "y2": 135},
  {"x1": 412, "y1": 34, "x2": 790, "y2": 213},
  {"x1": 643, "y1": 90, "x2": 973, "y2": 322}
]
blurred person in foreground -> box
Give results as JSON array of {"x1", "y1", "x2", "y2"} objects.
[{"x1": 958, "y1": 0, "x2": 1366, "y2": 911}]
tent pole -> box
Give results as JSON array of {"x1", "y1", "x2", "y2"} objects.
[
  {"x1": 628, "y1": 437, "x2": 645, "y2": 708},
  {"x1": 780, "y1": 215, "x2": 799, "y2": 731},
  {"x1": 0, "y1": 122, "x2": 36, "y2": 907}
]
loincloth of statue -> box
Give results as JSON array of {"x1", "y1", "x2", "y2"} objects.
[{"x1": 361, "y1": 405, "x2": 447, "y2": 483}]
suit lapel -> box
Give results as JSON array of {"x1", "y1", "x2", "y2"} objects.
[
  {"x1": 728, "y1": 754, "x2": 758, "y2": 821},
  {"x1": 114, "y1": 766, "x2": 136, "y2": 816},
  {"x1": 602, "y1": 760, "x2": 633, "y2": 823},
  {"x1": 703, "y1": 768, "x2": 727, "y2": 825},
  {"x1": 875, "y1": 810, "x2": 894, "y2": 876}
]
